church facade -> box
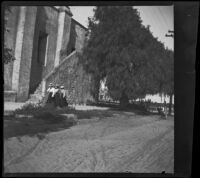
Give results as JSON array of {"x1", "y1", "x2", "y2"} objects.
[{"x1": 4, "y1": 6, "x2": 93, "y2": 103}]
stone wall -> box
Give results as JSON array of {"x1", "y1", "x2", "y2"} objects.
[
  {"x1": 4, "y1": 7, "x2": 19, "y2": 90},
  {"x1": 46, "y1": 52, "x2": 93, "y2": 104},
  {"x1": 4, "y1": 6, "x2": 93, "y2": 103},
  {"x1": 29, "y1": 7, "x2": 47, "y2": 94},
  {"x1": 42, "y1": 7, "x2": 59, "y2": 77},
  {"x1": 17, "y1": 7, "x2": 38, "y2": 101},
  {"x1": 62, "y1": 18, "x2": 76, "y2": 57},
  {"x1": 60, "y1": 10, "x2": 72, "y2": 61},
  {"x1": 73, "y1": 19, "x2": 87, "y2": 53},
  {"x1": 43, "y1": 16, "x2": 93, "y2": 104},
  {"x1": 29, "y1": 6, "x2": 59, "y2": 96},
  {"x1": 63, "y1": 19, "x2": 87, "y2": 58}
]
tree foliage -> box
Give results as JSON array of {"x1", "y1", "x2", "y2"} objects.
[
  {"x1": 4, "y1": 47, "x2": 16, "y2": 64},
  {"x1": 81, "y1": 6, "x2": 174, "y2": 105},
  {"x1": 162, "y1": 49, "x2": 174, "y2": 95}
]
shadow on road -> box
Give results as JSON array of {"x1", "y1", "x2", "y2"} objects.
[
  {"x1": 88, "y1": 102, "x2": 153, "y2": 115},
  {"x1": 4, "y1": 114, "x2": 75, "y2": 140},
  {"x1": 4, "y1": 109, "x2": 116, "y2": 140},
  {"x1": 4, "y1": 103, "x2": 157, "y2": 140}
]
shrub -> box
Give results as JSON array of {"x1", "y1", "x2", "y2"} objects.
[
  {"x1": 4, "y1": 47, "x2": 16, "y2": 64},
  {"x1": 86, "y1": 99, "x2": 96, "y2": 106},
  {"x1": 13, "y1": 103, "x2": 76, "y2": 124},
  {"x1": 14, "y1": 102, "x2": 42, "y2": 115},
  {"x1": 14, "y1": 102, "x2": 76, "y2": 116}
]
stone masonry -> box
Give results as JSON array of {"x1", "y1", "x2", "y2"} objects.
[{"x1": 4, "y1": 6, "x2": 93, "y2": 103}]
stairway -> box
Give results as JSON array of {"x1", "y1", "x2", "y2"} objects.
[
  {"x1": 28, "y1": 94, "x2": 43, "y2": 103},
  {"x1": 26, "y1": 51, "x2": 78, "y2": 105},
  {"x1": 4, "y1": 90, "x2": 17, "y2": 102},
  {"x1": 27, "y1": 83, "x2": 44, "y2": 104}
]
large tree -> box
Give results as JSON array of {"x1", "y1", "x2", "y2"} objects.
[
  {"x1": 150, "y1": 42, "x2": 174, "y2": 114},
  {"x1": 161, "y1": 49, "x2": 174, "y2": 115},
  {"x1": 82, "y1": 6, "x2": 171, "y2": 107}
]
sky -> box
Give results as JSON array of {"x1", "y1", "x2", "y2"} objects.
[{"x1": 70, "y1": 6, "x2": 174, "y2": 51}]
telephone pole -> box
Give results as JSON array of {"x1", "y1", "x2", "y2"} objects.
[{"x1": 165, "y1": 30, "x2": 174, "y2": 38}]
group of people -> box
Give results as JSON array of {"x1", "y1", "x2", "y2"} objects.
[{"x1": 46, "y1": 83, "x2": 68, "y2": 108}]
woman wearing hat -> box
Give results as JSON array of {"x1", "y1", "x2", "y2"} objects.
[
  {"x1": 52, "y1": 84, "x2": 61, "y2": 108},
  {"x1": 46, "y1": 83, "x2": 55, "y2": 104},
  {"x1": 60, "y1": 85, "x2": 68, "y2": 107}
]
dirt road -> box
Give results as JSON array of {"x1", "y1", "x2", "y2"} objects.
[{"x1": 4, "y1": 111, "x2": 174, "y2": 173}]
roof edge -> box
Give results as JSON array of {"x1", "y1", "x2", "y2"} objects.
[{"x1": 72, "y1": 18, "x2": 88, "y2": 31}]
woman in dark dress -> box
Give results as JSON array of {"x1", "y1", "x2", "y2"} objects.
[
  {"x1": 59, "y1": 85, "x2": 68, "y2": 107},
  {"x1": 46, "y1": 83, "x2": 54, "y2": 104},
  {"x1": 53, "y1": 84, "x2": 61, "y2": 108}
]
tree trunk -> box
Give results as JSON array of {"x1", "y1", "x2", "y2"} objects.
[
  {"x1": 161, "y1": 93, "x2": 163, "y2": 103},
  {"x1": 92, "y1": 75, "x2": 100, "y2": 102},
  {"x1": 168, "y1": 93, "x2": 173, "y2": 115},
  {"x1": 120, "y1": 92, "x2": 129, "y2": 108}
]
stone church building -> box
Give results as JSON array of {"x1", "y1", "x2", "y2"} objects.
[{"x1": 4, "y1": 6, "x2": 93, "y2": 103}]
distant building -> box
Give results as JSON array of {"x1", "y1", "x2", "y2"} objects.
[
  {"x1": 4, "y1": 6, "x2": 93, "y2": 103},
  {"x1": 99, "y1": 86, "x2": 113, "y2": 102},
  {"x1": 144, "y1": 94, "x2": 174, "y2": 104}
]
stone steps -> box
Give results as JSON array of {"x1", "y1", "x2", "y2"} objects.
[
  {"x1": 27, "y1": 93, "x2": 43, "y2": 104},
  {"x1": 4, "y1": 102, "x2": 26, "y2": 115},
  {"x1": 27, "y1": 82, "x2": 44, "y2": 104},
  {"x1": 4, "y1": 91, "x2": 17, "y2": 102}
]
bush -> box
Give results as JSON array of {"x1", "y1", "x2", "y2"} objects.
[
  {"x1": 13, "y1": 102, "x2": 76, "y2": 123},
  {"x1": 14, "y1": 102, "x2": 43, "y2": 115},
  {"x1": 86, "y1": 99, "x2": 96, "y2": 106},
  {"x1": 13, "y1": 102, "x2": 114, "y2": 123},
  {"x1": 4, "y1": 47, "x2": 16, "y2": 64}
]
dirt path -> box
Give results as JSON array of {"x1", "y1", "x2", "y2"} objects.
[{"x1": 4, "y1": 112, "x2": 174, "y2": 173}]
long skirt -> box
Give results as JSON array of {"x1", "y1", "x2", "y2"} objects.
[
  {"x1": 60, "y1": 96, "x2": 68, "y2": 107},
  {"x1": 46, "y1": 92, "x2": 54, "y2": 103},
  {"x1": 54, "y1": 92, "x2": 61, "y2": 107},
  {"x1": 45, "y1": 93, "x2": 55, "y2": 109}
]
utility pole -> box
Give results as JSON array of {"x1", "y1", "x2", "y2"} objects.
[{"x1": 165, "y1": 30, "x2": 174, "y2": 38}]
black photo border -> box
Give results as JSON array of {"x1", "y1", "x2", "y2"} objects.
[{"x1": 1, "y1": 1, "x2": 199, "y2": 177}]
